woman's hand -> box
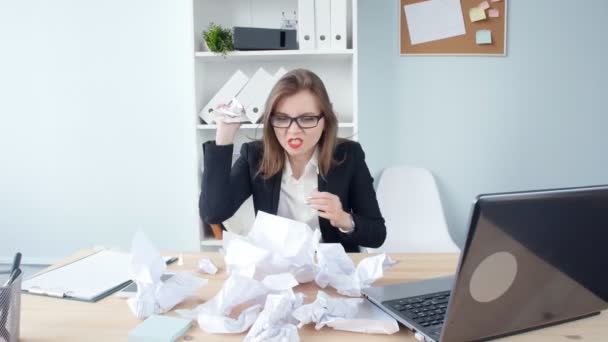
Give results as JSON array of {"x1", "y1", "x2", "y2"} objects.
[
  {"x1": 215, "y1": 119, "x2": 241, "y2": 145},
  {"x1": 307, "y1": 191, "x2": 354, "y2": 232}
]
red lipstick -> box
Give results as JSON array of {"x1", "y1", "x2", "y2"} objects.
[{"x1": 288, "y1": 138, "x2": 303, "y2": 149}]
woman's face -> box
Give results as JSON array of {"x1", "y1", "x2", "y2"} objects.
[{"x1": 272, "y1": 90, "x2": 325, "y2": 159}]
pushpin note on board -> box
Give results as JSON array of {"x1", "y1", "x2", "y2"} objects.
[
  {"x1": 469, "y1": 7, "x2": 487, "y2": 22},
  {"x1": 476, "y1": 30, "x2": 492, "y2": 45},
  {"x1": 488, "y1": 8, "x2": 499, "y2": 17},
  {"x1": 479, "y1": 1, "x2": 490, "y2": 10}
]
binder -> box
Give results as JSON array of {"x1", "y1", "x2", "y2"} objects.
[
  {"x1": 297, "y1": 0, "x2": 316, "y2": 50},
  {"x1": 236, "y1": 68, "x2": 276, "y2": 123},
  {"x1": 330, "y1": 0, "x2": 348, "y2": 49},
  {"x1": 21, "y1": 250, "x2": 176, "y2": 302},
  {"x1": 198, "y1": 70, "x2": 249, "y2": 124},
  {"x1": 274, "y1": 66, "x2": 288, "y2": 80},
  {"x1": 315, "y1": 0, "x2": 331, "y2": 49}
]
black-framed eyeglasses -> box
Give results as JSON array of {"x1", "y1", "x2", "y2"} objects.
[{"x1": 270, "y1": 113, "x2": 324, "y2": 129}]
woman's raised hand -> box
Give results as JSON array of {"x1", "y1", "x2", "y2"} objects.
[{"x1": 215, "y1": 119, "x2": 241, "y2": 145}]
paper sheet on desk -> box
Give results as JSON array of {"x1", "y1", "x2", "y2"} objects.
[
  {"x1": 222, "y1": 211, "x2": 320, "y2": 283},
  {"x1": 127, "y1": 232, "x2": 207, "y2": 319},
  {"x1": 292, "y1": 291, "x2": 399, "y2": 334},
  {"x1": 315, "y1": 243, "x2": 397, "y2": 297},
  {"x1": 177, "y1": 273, "x2": 299, "y2": 334}
]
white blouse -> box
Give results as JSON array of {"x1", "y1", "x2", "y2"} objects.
[{"x1": 277, "y1": 150, "x2": 319, "y2": 232}]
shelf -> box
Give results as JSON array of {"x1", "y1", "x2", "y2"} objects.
[
  {"x1": 195, "y1": 49, "x2": 354, "y2": 62},
  {"x1": 197, "y1": 123, "x2": 355, "y2": 130},
  {"x1": 200, "y1": 239, "x2": 223, "y2": 247}
]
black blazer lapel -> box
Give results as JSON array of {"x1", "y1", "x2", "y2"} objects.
[
  {"x1": 317, "y1": 173, "x2": 328, "y2": 193},
  {"x1": 317, "y1": 172, "x2": 330, "y2": 240},
  {"x1": 269, "y1": 172, "x2": 282, "y2": 214}
]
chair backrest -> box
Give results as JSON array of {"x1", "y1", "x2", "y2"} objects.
[{"x1": 372, "y1": 166, "x2": 460, "y2": 253}]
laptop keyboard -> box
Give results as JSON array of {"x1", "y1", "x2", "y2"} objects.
[{"x1": 385, "y1": 291, "x2": 451, "y2": 328}]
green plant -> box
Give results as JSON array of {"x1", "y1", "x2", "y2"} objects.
[{"x1": 202, "y1": 23, "x2": 234, "y2": 56}]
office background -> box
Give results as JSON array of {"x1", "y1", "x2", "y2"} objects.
[{"x1": 1, "y1": 0, "x2": 607, "y2": 263}]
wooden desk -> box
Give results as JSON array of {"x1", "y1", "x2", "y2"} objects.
[{"x1": 21, "y1": 252, "x2": 607, "y2": 341}]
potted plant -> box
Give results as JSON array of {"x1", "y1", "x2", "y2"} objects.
[{"x1": 202, "y1": 23, "x2": 234, "y2": 56}]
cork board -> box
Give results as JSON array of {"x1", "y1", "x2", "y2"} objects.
[{"x1": 400, "y1": 0, "x2": 507, "y2": 55}]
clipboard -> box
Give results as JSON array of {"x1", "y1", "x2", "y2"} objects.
[{"x1": 21, "y1": 250, "x2": 177, "y2": 302}]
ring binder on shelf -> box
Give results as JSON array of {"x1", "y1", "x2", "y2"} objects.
[{"x1": 297, "y1": 0, "x2": 316, "y2": 50}]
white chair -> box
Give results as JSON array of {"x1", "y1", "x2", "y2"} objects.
[{"x1": 370, "y1": 166, "x2": 460, "y2": 253}]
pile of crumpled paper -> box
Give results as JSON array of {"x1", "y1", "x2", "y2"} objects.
[{"x1": 178, "y1": 211, "x2": 400, "y2": 340}]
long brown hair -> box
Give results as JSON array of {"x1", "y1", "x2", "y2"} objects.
[{"x1": 258, "y1": 69, "x2": 340, "y2": 180}]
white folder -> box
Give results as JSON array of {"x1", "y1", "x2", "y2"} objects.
[
  {"x1": 315, "y1": 0, "x2": 331, "y2": 49},
  {"x1": 198, "y1": 70, "x2": 249, "y2": 124},
  {"x1": 330, "y1": 0, "x2": 348, "y2": 49},
  {"x1": 298, "y1": 0, "x2": 316, "y2": 50},
  {"x1": 275, "y1": 67, "x2": 288, "y2": 80},
  {"x1": 236, "y1": 68, "x2": 276, "y2": 123}
]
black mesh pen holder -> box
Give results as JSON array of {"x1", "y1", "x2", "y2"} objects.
[{"x1": 0, "y1": 272, "x2": 22, "y2": 342}]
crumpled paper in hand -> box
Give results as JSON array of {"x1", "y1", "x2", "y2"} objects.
[
  {"x1": 177, "y1": 272, "x2": 299, "y2": 334},
  {"x1": 222, "y1": 211, "x2": 321, "y2": 283},
  {"x1": 212, "y1": 98, "x2": 249, "y2": 123},
  {"x1": 315, "y1": 243, "x2": 397, "y2": 297},
  {"x1": 292, "y1": 291, "x2": 399, "y2": 334},
  {"x1": 126, "y1": 232, "x2": 207, "y2": 319},
  {"x1": 244, "y1": 290, "x2": 305, "y2": 342}
]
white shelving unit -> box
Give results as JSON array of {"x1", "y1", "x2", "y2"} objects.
[
  {"x1": 192, "y1": 0, "x2": 358, "y2": 249},
  {"x1": 196, "y1": 123, "x2": 355, "y2": 130},
  {"x1": 195, "y1": 49, "x2": 354, "y2": 60}
]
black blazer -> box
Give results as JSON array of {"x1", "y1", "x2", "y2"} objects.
[{"x1": 199, "y1": 140, "x2": 386, "y2": 252}]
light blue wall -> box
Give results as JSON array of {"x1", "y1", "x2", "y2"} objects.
[
  {"x1": 358, "y1": 0, "x2": 399, "y2": 176},
  {"x1": 358, "y1": 0, "x2": 608, "y2": 245}
]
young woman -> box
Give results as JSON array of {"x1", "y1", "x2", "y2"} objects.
[{"x1": 200, "y1": 69, "x2": 385, "y2": 252}]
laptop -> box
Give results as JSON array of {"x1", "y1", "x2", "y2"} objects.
[{"x1": 363, "y1": 185, "x2": 608, "y2": 342}]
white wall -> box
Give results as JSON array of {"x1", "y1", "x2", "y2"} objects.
[{"x1": 0, "y1": 0, "x2": 200, "y2": 263}]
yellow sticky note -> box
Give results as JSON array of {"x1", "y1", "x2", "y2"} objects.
[{"x1": 469, "y1": 7, "x2": 487, "y2": 22}]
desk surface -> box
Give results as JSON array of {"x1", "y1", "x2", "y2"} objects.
[{"x1": 21, "y1": 251, "x2": 607, "y2": 341}]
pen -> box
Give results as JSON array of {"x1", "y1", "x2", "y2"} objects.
[
  {"x1": 165, "y1": 256, "x2": 178, "y2": 265},
  {"x1": 3, "y1": 252, "x2": 22, "y2": 287},
  {"x1": 11, "y1": 252, "x2": 22, "y2": 274},
  {"x1": 4, "y1": 268, "x2": 21, "y2": 287}
]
